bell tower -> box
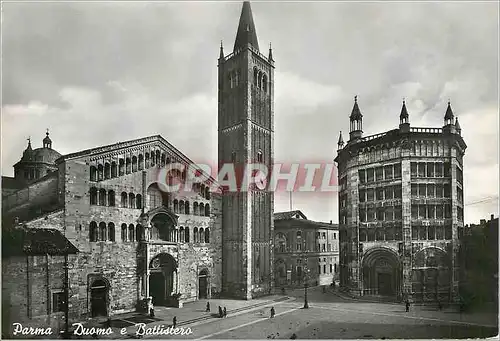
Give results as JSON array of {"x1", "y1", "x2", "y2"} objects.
[{"x1": 218, "y1": 1, "x2": 275, "y2": 299}]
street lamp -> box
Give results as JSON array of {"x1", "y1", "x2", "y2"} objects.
[{"x1": 303, "y1": 264, "x2": 309, "y2": 309}]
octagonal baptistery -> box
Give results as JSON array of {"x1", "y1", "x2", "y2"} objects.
[
  {"x1": 334, "y1": 98, "x2": 466, "y2": 303},
  {"x1": 3, "y1": 134, "x2": 223, "y2": 321}
]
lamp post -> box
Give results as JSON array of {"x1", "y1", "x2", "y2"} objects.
[{"x1": 303, "y1": 263, "x2": 309, "y2": 309}]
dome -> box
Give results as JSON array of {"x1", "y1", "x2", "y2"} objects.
[{"x1": 28, "y1": 147, "x2": 62, "y2": 163}]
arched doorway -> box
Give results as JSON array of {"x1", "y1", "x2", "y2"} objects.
[
  {"x1": 412, "y1": 247, "x2": 451, "y2": 302},
  {"x1": 274, "y1": 259, "x2": 287, "y2": 287},
  {"x1": 362, "y1": 247, "x2": 401, "y2": 297},
  {"x1": 149, "y1": 253, "x2": 177, "y2": 306},
  {"x1": 198, "y1": 269, "x2": 209, "y2": 299},
  {"x1": 90, "y1": 279, "x2": 108, "y2": 317}
]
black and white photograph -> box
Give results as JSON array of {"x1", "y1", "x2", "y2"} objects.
[{"x1": 1, "y1": 0, "x2": 498, "y2": 339}]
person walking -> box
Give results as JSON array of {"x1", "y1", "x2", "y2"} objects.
[
  {"x1": 223, "y1": 307, "x2": 227, "y2": 318},
  {"x1": 405, "y1": 299, "x2": 410, "y2": 312},
  {"x1": 218, "y1": 306, "x2": 223, "y2": 318},
  {"x1": 206, "y1": 302, "x2": 210, "y2": 312},
  {"x1": 149, "y1": 307, "x2": 155, "y2": 318},
  {"x1": 172, "y1": 316, "x2": 177, "y2": 328},
  {"x1": 270, "y1": 306, "x2": 275, "y2": 318}
]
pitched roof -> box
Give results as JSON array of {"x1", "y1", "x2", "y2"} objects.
[
  {"x1": 274, "y1": 210, "x2": 307, "y2": 220},
  {"x1": 350, "y1": 96, "x2": 363, "y2": 120},
  {"x1": 400, "y1": 100, "x2": 409, "y2": 119},
  {"x1": 233, "y1": 1, "x2": 260, "y2": 52},
  {"x1": 2, "y1": 227, "x2": 79, "y2": 257},
  {"x1": 444, "y1": 101, "x2": 454, "y2": 121},
  {"x1": 56, "y1": 134, "x2": 219, "y2": 187}
]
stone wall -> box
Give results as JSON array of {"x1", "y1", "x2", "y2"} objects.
[{"x1": 2, "y1": 255, "x2": 67, "y2": 338}]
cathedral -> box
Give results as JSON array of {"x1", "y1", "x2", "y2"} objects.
[{"x1": 2, "y1": 1, "x2": 273, "y2": 333}]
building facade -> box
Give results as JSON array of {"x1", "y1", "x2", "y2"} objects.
[
  {"x1": 218, "y1": 1, "x2": 275, "y2": 298},
  {"x1": 274, "y1": 210, "x2": 339, "y2": 288},
  {"x1": 2, "y1": 134, "x2": 223, "y2": 326},
  {"x1": 335, "y1": 98, "x2": 466, "y2": 302}
]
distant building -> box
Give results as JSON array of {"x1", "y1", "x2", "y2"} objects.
[
  {"x1": 274, "y1": 210, "x2": 339, "y2": 288},
  {"x1": 2, "y1": 225, "x2": 78, "y2": 338},
  {"x1": 335, "y1": 98, "x2": 466, "y2": 302},
  {"x1": 459, "y1": 214, "x2": 498, "y2": 307}
]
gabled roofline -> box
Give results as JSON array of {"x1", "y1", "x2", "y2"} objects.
[{"x1": 56, "y1": 135, "x2": 220, "y2": 188}]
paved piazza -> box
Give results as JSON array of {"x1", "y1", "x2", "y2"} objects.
[{"x1": 129, "y1": 287, "x2": 497, "y2": 340}]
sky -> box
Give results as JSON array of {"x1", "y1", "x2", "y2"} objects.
[{"x1": 2, "y1": 1, "x2": 499, "y2": 224}]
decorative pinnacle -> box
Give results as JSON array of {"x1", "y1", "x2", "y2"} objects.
[
  {"x1": 46, "y1": 128, "x2": 49, "y2": 136},
  {"x1": 354, "y1": 95, "x2": 357, "y2": 103}
]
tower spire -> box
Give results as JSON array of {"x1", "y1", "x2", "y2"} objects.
[
  {"x1": 349, "y1": 96, "x2": 363, "y2": 141},
  {"x1": 219, "y1": 40, "x2": 225, "y2": 60},
  {"x1": 400, "y1": 98, "x2": 409, "y2": 124},
  {"x1": 337, "y1": 131, "x2": 344, "y2": 150},
  {"x1": 233, "y1": 1, "x2": 260, "y2": 52},
  {"x1": 268, "y1": 42, "x2": 273, "y2": 62}
]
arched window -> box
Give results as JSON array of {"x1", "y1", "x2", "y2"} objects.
[
  {"x1": 155, "y1": 151, "x2": 160, "y2": 165},
  {"x1": 136, "y1": 224, "x2": 143, "y2": 242},
  {"x1": 121, "y1": 223, "x2": 127, "y2": 242},
  {"x1": 150, "y1": 152, "x2": 155, "y2": 166},
  {"x1": 179, "y1": 201, "x2": 185, "y2": 214},
  {"x1": 89, "y1": 221, "x2": 98, "y2": 242},
  {"x1": 257, "y1": 150, "x2": 263, "y2": 163},
  {"x1": 99, "y1": 222, "x2": 107, "y2": 241},
  {"x1": 359, "y1": 229, "x2": 367, "y2": 242},
  {"x1": 121, "y1": 192, "x2": 128, "y2": 208},
  {"x1": 147, "y1": 183, "x2": 168, "y2": 209},
  {"x1": 136, "y1": 194, "x2": 142, "y2": 209},
  {"x1": 128, "y1": 224, "x2": 135, "y2": 242},
  {"x1": 145, "y1": 153, "x2": 150, "y2": 168},
  {"x1": 118, "y1": 159, "x2": 125, "y2": 176},
  {"x1": 132, "y1": 156, "x2": 138, "y2": 172},
  {"x1": 99, "y1": 189, "x2": 106, "y2": 206},
  {"x1": 263, "y1": 74, "x2": 268, "y2": 93},
  {"x1": 174, "y1": 199, "x2": 179, "y2": 213},
  {"x1": 108, "y1": 223, "x2": 115, "y2": 242},
  {"x1": 199, "y1": 228, "x2": 204, "y2": 243},
  {"x1": 167, "y1": 157, "x2": 171, "y2": 165},
  {"x1": 258, "y1": 71, "x2": 262, "y2": 89},
  {"x1": 204, "y1": 228, "x2": 210, "y2": 243},
  {"x1": 205, "y1": 187, "x2": 210, "y2": 200},
  {"x1": 275, "y1": 233, "x2": 287, "y2": 253},
  {"x1": 253, "y1": 67, "x2": 258, "y2": 86},
  {"x1": 193, "y1": 202, "x2": 199, "y2": 215},
  {"x1": 90, "y1": 166, "x2": 97, "y2": 181},
  {"x1": 199, "y1": 203, "x2": 205, "y2": 216},
  {"x1": 185, "y1": 227, "x2": 190, "y2": 243},
  {"x1": 90, "y1": 187, "x2": 98, "y2": 205},
  {"x1": 180, "y1": 227, "x2": 185, "y2": 243},
  {"x1": 194, "y1": 227, "x2": 199, "y2": 243},
  {"x1": 205, "y1": 204, "x2": 210, "y2": 217},
  {"x1": 111, "y1": 162, "x2": 117, "y2": 178},
  {"x1": 376, "y1": 229, "x2": 384, "y2": 241},
  {"x1": 104, "y1": 163, "x2": 110, "y2": 179},
  {"x1": 138, "y1": 154, "x2": 144, "y2": 170},
  {"x1": 161, "y1": 153, "x2": 166, "y2": 167},
  {"x1": 185, "y1": 201, "x2": 190, "y2": 214},
  {"x1": 126, "y1": 158, "x2": 131, "y2": 174},
  {"x1": 97, "y1": 164, "x2": 104, "y2": 181},
  {"x1": 108, "y1": 190, "x2": 115, "y2": 207},
  {"x1": 129, "y1": 193, "x2": 136, "y2": 209}
]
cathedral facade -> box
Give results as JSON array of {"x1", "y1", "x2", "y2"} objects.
[
  {"x1": 1, "y1": 1, "x2": 273, "y2": 333},
  {"x1": 335, "y1": 98, "x2": 466, "y2": 302}
]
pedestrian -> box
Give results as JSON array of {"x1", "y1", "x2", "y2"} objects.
[
  {"x1": 149, "y1": 307, "x2": 155, "y2": 318},
  {"x1": 172, "y1": 316, "x2": 177, "y2": 328},
  {"x1": 405, "y1": 299, "x2": 410, "y2": 312},
  {"x1": 218, "y1": 306, "x2": 223, "y2": 318},
  {"x1": 206, "y1": 301, "x2": 210, "y2": 312},
  {"x1": 270, "y1": 306, "x2": 275, "y2": 318},
  {"x1": 223, "y1": 307, "x2": 227, "y2": 318}
]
